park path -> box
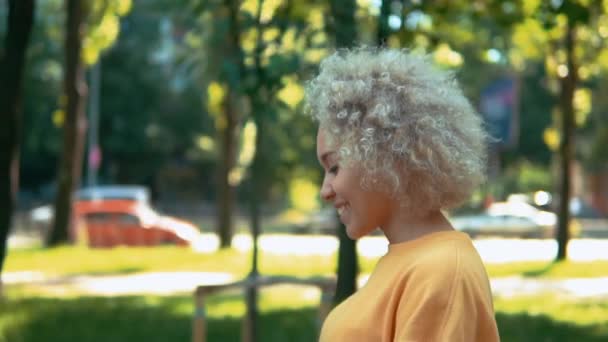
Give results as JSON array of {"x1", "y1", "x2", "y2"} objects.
[{"x1": 5, "y1": 270, "x2": 608, "y2": 299}]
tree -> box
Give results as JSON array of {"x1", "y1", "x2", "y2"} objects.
[
  {"x1": 18, "y1": 0, "x2": 204, "y2": 200},
  {"x1": 556, "y1": 16, "x2": 577, "y2": 261},
  {"x1": 186, "y1": 0, "x2": 245, "y2": 248},
  {"x1": 98, "y1": 4, "x2": 211, "y2": 196},
  {"x1": 17, "y1": 0, "x2": 65, "y2": 196},
  {"x1": 228, "y1": 0, "x2": 326, "y2": 338},
  {"x1": 185, "y1": 0, "x2": 327, "y2": 248},
  {"x1": 47, "y1": 0, "x2": 131, "y2": 246},
  {"x1": 427, "y1": 0, "x2": 608, "y2": 260},
  {"x1": 0, "y1": 0, "x2": 36, "y2": 295},
  {"x1": 505, "y1": 0, "x2": 608, "y2": 260},
  {"x1": 46, "y1": 0, "x2": 88, "y2": 246},
  {"x1": 184, "y1": 0, "x2": 333, "y2": 338},
  {"x1": 367, "y1": 0, "x2": 608, "y2": 260}
]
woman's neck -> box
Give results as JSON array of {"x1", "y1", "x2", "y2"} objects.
[{"x1": 381, "y1": 209, "x2": 454, "y2": 244}]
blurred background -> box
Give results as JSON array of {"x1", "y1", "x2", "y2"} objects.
[{"x1": 2, "y1": 0, "x2": 608, "y2": 341}]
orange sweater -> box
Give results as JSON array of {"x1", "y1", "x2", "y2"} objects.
[{"x1": 319, "y1": 231, "x2": 499, "y2": 342}]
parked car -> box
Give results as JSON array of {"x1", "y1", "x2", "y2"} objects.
[
  {"x1": 288, "y1": 208, "x2": 339, "y2": 235},
  {"x1": 75, "y1": 185, "x2": 151, "y2": 203},
  {"x1": 73, "y1": 200, "x2": 203, "y2": 248},
  {"x1": 288, "y1": 207, "x2": 384, "y2": 236},
  {"x1": 31, "y1": 185, "x2": 203, "y2": 248},
  {"x1": 450, "y1": 213, "x2": 554, "y2": 239},
  {"x1": 450, "y1": 201, "x2": 557, "y2": 239}
]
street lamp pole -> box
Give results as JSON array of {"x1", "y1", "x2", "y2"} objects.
[{"x1": 87, "y1": 60, "x2": 101, "y2": 186}]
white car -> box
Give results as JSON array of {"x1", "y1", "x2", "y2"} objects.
[
  {"x1": 450, "y1": 201, "x2": 557, "y2": 239},
  {"x1": 299, "y1": 208, "x2": 339, "y2": 234}
]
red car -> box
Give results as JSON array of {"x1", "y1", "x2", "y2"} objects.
[{"x1": 71, "y1": 186, "x2": 202, "y2": 248}]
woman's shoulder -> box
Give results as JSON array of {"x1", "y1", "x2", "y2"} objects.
[{"x1": 389, "y1": 231, "x2": 488, "y2": 285}]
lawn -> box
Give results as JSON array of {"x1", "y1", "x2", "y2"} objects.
[
  {"x1": 2, "y1": 289, "x2": 607, "y2": 342},
  {"x1": 5, "y1": 244, "x2": 608, "y2": 279},
  {"x1": 4, "y1": 245, "x2": 370, "y2": 278},
  {"x1": 3, "y1": 244, "x2": 608, "y2": 341},
  {"x1": 1, "y1": 287, "x2": 322, "y2": 342}
]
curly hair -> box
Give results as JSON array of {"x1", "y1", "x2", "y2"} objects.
[{"x1": 305, "y1": 47, "x2": 488, "y2": 214}]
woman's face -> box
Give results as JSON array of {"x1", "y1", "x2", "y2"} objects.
[{"x1": 316, "y1": 129, "x2": 395, "y2": 239}]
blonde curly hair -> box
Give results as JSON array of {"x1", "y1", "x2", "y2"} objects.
[{"x1": 305, "y1": 47, "x2": 488, "y2": 214}]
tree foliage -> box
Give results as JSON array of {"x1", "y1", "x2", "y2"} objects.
[
  {"x1": 8, "y1": 0, "x2": 608, "y2": 264},
  {"x1": 503, "y1": 0, "x2": 608, "y2": 260},
  {"x1": 180, "y1": 0, "x2": 331, "y2": 247}
]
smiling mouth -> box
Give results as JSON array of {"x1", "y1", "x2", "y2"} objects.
[{"x1": 336, "y1": 204, "x2": 348, "y2": 216}]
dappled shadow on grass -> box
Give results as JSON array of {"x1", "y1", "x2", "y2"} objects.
[
  {"x1": 255, "y1": 308, "x2": 319, "y2": 342},
  {"x1": 496, "y1": 311, "x2": 608, "y2": 342},
  {"x1": 67, "y1": 267, "x2": 145, "y2": 277},
  {"x1": 522, "y1": 262, "x2": 556, "y2": 278},
  {"x1": 518, "y1": 260, "x2": 580, "y2": 278},
  {"x1": 0, "y1": 295, "x2": 318, "y2": 342},
  {"x1": 522, "y1": 261, "x2": 557, "y2": 278},
  {"x1": 4, "y1": 295, "x2": 607, "y2": 342},
  {"x1": 1, "y1": 296, "x2": 192, "y2": 342}
]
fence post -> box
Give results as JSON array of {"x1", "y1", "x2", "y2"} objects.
[
  {"x1": 192, "y1": 287, "x2": 206, "y2": 342},
  {"x1": 242, "y1": 280, "x2": 255, "y2": 342},
  {"x1": 318, "y1": 284, "x2": 333, "y2": 328}
]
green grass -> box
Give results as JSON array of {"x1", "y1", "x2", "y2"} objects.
[
  {"x1": 485, "y1": 260, "x2": 608, "y2": 278},
  {"x1": 0, "y1": 287, "x2": 321, "y2": 342},
  {"x1": 495, "y1": 295, "x2": 608, "y2": 341},
  {"x1": 1, "y1": 289, "x2": 607, "y2": 342},
  {"x1": 3, "y1": 245, "x2": 379, "y2": 279},
  {"x1": 4, "y1": 244, "x2": 608, "y2": 341},
  {"x1": 6, "y1": 246, "x2": 251, "y2": 277},
  {"x1": 6, "y1": 245, "x2": 608, "y2": 279}
]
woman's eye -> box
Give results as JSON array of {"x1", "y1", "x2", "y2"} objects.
[{"x1": 329, "y1": 165, "x2": 339, "y2": 174}]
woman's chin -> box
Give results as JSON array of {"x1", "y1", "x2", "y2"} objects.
[{"x1": 345, "y1": 225, "x2": 365, "y2": 240}]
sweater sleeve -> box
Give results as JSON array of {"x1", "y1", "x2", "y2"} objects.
[{"x1": 393, "y1": 242, "x2": 499, "y2": 342}]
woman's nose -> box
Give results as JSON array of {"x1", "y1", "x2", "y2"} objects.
[{"x1": 320, "y1": 179, "x2": 335, "y2": 202}]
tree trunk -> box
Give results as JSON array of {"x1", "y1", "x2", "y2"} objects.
[
  {"x1": 244, "y1": 116, "x2": 262, "y2": 342},
  {"x1": 47, "y1": 0, "x2": 88, "y2": 246},
  {"x1": 215, "y1": 0, "x2": 243, "y2": 249},
  {"x1": 556, "y1": 21, "x2": 577, "y2": 261},
  {"x1": 243, "y1": 2, "x2": 265, "y2": 340},
  {"x1": 216, "y1": 95, "x2": 238, "y2": 248},
  {"x1": 377, "y1": 0, "x2": 391, "y2": 45},
  {"x1": 329, "y1": 0, "x2": 359, "y2": 307},
  {"x1": 0, "y1": 0, "x2": 35, "y2": 294}
]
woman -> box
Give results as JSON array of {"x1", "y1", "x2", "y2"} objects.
[{"x1": 306, "y1": 48, "x2": 500, "y2": 341}]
